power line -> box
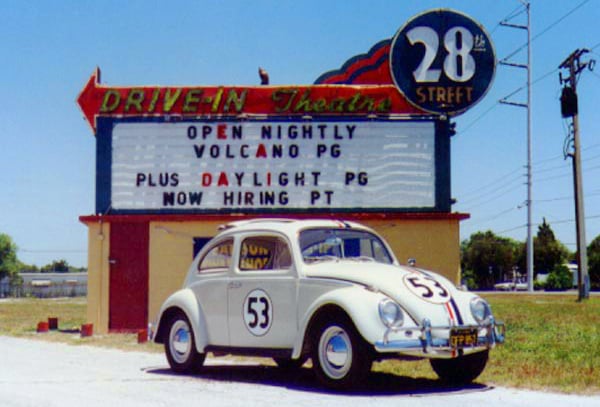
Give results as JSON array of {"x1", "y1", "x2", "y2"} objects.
[
  {"x1": 468, "y1": 206, "x2": 522, "y2": 227},
  {"x1": 536, "y1": 189, "x2": 600, "y2": 204},
  {"x1": 532, "y1": 161, "x2": 571, "y2": 175},
  {"x1": 458, "y1": 159, "x2": 521, "y2": 195},
  {"x1": 532, "y1": 142, "x2": 600, "y2": 169},
  {"x1": 458, "y1": 65, "x2": 564, "y2": 138},
  {"x1": 501, "y1": 0, "x2": 592, "y2": 62},
  {"x1": 457, "y1": 101, "x2": 500, "y2": 136},
  {"x1": 463, "y1": 183, "x2": 524, "y2": 211},
  {"x1": 456, "y1": 146, "x2": 600, "y2": 203},
  {"x1": 535, "y1": 172, "x2": 572, "y2": 183},
  {"x1": 492, "y1": 213, "x2": 600, "y2": 237},
  {"x1": 490, "y1": 5, "x2": 525, "y2": 35},
  {"x1": 456, "y1": 143, "x2": 600, "y2": 205},
  {"x1": 460, "y1": 173, "x2": 523, "y2": 204},
  {"x1": 460, "y1": 170, "x2": 523, "y2": 200},
  {"x1": 496, "y1": 224, "x2": 527, "y2": 235},
  {"x1": 501, "y1": 66, "x2": 560, "y2": 102},
  {"x1": 531, "y1": 157, "x2": 592, "y2": 177},
  {"x1": 460, "y1": 1, "x2": 593, "y2": 138},
  {"x1": 490, "y1": 3, "x2": 527, "y2": 35}
]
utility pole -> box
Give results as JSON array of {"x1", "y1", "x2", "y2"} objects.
[
  {"x1": 559, "y1": 49, "x2": 594, "y2": 301},
  {"x1": 499, "y1": 0, "x2": 534, "y2": 292}
]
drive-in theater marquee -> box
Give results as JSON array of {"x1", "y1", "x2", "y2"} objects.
[{"x1": 78, "y1": 9, "x2": 495, "y2": 215}]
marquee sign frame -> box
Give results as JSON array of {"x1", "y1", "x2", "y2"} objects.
[
  {"x1": 79, "y1": 8, "x2": 494, "y2": 216},
  {"x1": 94, "y1": 115, "x2": 452, "y2": 214}
]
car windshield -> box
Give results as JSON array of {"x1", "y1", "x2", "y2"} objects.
[{"x1": 299, "y1": 228, "x2": 393, "y2": 264}]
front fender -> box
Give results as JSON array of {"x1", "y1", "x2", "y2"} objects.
[
  {"x1": 292, "y1": 285, "x2": 391, "y2": 359},
  {"x1": 153, "y1": 288, "x2": 209, "y2": 353}
]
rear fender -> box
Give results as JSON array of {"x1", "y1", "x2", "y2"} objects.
[{"x1": 153, "y1": 288, "x2": 208, "y2": 353}]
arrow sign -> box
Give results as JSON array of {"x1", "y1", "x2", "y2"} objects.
[{"x1": 76, "y1": 68, "x2": 423, "y2": 132}]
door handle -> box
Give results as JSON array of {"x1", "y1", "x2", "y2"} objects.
[{"x1": 228, "y1": 281, "x2": 242, "y2": 289}]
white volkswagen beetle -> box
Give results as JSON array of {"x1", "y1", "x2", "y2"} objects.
[{"x1": 152, "y1": 219, "x2": 504, "y2": 389}]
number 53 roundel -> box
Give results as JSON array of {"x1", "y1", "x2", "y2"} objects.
[
  {"x1": 403, "y1": 273, "x2": 451, "y2": 304},
  {"x1": 243, "y1": 289, "x2": 273, "y2": 336}
]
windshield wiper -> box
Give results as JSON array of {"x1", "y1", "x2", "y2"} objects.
[
  {"x1": 303, "y1": 255, "x2": 340, "y2": 264},
  {"x1": 348, "y1": 256, "x2": 376, "y2": 262}
]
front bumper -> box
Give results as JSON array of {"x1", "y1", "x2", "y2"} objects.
[{"x1": 374, "y1": 316, "x2": 505, "y2": 356}]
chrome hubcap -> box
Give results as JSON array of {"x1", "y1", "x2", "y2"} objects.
[
  {"x1": 319, "y1": 326, "x2": 352, "y2": 379},
  {"x1": 169, "y1": 319, "x2": 191, "y2": 364}
]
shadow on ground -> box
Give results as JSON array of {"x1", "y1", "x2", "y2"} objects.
[{"x1": 145, "y1": 363, "x2": 491, "y2": 397}]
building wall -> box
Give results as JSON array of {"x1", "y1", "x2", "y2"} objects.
[
  {"x1": 148, "y1": 221, "x2": 221, "y2": 326},
  {"x1": 85, "y1": 221, "x2": 110, "y2": 333},
  {"x1": 82, "y1": 215, "x2": 464, "y2": 334},
  {"x1": 370, "y1": 218, "x2": 461, "y2": 282}
]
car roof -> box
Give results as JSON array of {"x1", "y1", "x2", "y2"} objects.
[{"x1": 217, "y1": 218, "x2": 374, "y2": 237}]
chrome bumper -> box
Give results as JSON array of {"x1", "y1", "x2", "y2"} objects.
[{"x1": 374, "y1": 317, "x2": 505, "y2": 354}]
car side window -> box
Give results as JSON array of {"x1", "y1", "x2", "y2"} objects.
[
  {"x1": 371, "y1": 240, "x2": 391, "y2": 263},
  {"x1": 198, "y1": 238, "x2": 233, "y2": 273},
  {"x1": 239, "y1": 236, "x2": 292, "y2": 271}
]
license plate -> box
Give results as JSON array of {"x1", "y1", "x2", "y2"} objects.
[{"x1": 449, "y1": 328, "x2": 478, "y2": 348}]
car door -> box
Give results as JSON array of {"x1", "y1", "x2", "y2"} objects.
[
  {"x1": 227, "y1": 233, "x2": 298, "y2": 348},
  {"x1": 187, "y1": 237, "x2": 233, "y2": 346}
]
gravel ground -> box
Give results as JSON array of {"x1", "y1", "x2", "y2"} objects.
[{"x1": 0, "y1": 336, "x2": 598, "y2": 407}]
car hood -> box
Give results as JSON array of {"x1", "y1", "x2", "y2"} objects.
[{"x1": 304, "y1": 260, "x2": 473, "y2": 326}]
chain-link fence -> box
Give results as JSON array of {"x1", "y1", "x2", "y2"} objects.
[{"x1": 0, "y1": 280, "x2": 87, "y2": 298}]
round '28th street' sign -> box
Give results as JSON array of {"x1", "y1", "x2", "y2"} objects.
[{"x1": 390, "y1": 9, "x2": 496, "y2": 116}]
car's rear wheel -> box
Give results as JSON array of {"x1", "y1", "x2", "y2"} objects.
[
  {"x1": 164, "y1": 311, "x2": 206, "y2": 373},
  {"x1": 430, "y1": 350, "x2": 489, "y2": 385},
  {"x1": 311, "y1": 317, "x2": 372, "y2": 390}
]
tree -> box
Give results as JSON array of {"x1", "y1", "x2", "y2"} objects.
[
  {"x1": 17, "y1": 261, "x2": 39, "y2": 272},
  {"x1": 588, "y1": 235, "x2": 600, "y2": 290},
  {"x1": 545, "y1": 264, "x2": 573, "y2": 291},
  {"x1": 41, "y1": 259, "x2": 70, "y2": 273},
  {"x1": 461, "y1": 231, "x2": 521, "y2": 289},
  {"x1": 534, "y1": 219, "x2": 570, "y2": 275},
  {"x1": 0, "y1": 234, "x2": 19, "y2": 281}
]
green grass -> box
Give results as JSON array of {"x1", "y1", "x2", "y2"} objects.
[
  {"x1": 0, "y1": 297, "x2": 161, "y2": 353},
  {"x1": 0, "y1": 298, "x2": 86, "y2": 336},
  {"x1": 1, "y1": 294, "x2": 599, "y2": 393}
]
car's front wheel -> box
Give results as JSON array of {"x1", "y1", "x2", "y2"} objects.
[
  {"x1": 164, "y1": 311, "x2": 206, "y2": 373},
  {"x1": 311, "y1": 317, "x2": 372, "y2": 390},
  {"x1": 430, "y1": 350, "x2": 489, "y2": 385}
]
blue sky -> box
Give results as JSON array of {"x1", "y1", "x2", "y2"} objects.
[{"x1": 1, "y1": 0, "x2": 599, "y2": 268}]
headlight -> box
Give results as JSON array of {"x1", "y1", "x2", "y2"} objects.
[
  {"x1": 470, "y1": 297, "x2": 492, "y2": 324},
  {"x1": 378, "y1": 298, "x2": 404, "y2": 328}
]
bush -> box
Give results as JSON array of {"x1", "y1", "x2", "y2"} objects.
[
  {"x1": 545, "y1": 264, "x2": 572, "y2": 291},
  {"x1": 461, "y1": 269, "x2": 478, "y2": 290}
]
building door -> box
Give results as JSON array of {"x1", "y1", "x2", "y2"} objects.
[{"x1": 109, "y1": 222, "x2": 149, "y2": 331}]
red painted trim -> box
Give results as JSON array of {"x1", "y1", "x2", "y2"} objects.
[
  {"x1": 445, "y1": 302, "x2": 456, "y2": 322},
  {"x1": 79, "y1": 212, "x2": 470, "y2": 225}
]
